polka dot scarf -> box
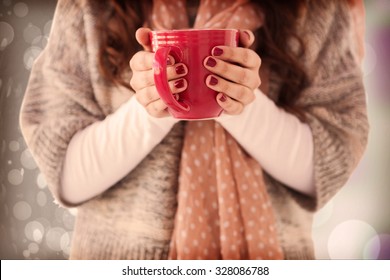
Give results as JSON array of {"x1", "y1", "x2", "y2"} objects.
[{"x1": 150, "y1": 0, "x2": 284, "y2": 260}]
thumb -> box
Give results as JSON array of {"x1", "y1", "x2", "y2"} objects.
[
  {"x1": 238, "y1": 29, "x2": 255, "y2": 48},
  {"x1": 135, "y1": 27, "x2": 152, "y2": 51}
]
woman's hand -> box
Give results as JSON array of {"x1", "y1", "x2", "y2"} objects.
[
  {"x1": 129, "y1": 27, "x2": 188, "y2": 118},
  {"x1": 203, "y1": 30, "x2": 261, "y2": 115}
]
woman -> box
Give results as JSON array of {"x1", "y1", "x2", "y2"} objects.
[{"x1": 20, "y1": 0, "x2": 368, "y2": 259}]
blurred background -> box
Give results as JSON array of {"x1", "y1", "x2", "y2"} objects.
[{"x1": 0, "y1": 0, "x2": 389, "y2": 260}]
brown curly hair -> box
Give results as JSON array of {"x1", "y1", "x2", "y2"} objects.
[{"x1": 95, "y1": 0, "x2": 148, "y2": 88}]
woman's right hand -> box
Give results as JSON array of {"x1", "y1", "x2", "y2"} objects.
[{"x1": 129, "y1": 27, "x2": 188, "y2": 118}]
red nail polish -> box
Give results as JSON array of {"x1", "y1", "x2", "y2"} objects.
[
  {"x1": 213, "y1": 47, "x2": 223, "y2": 56},
  {"x1": 209, "y1": 76, "x2": 218, "y2": 86},
  {"x1": 206, "y1": 57, "x2": 217, "y2": 67},
  {"x1": 174, "y1": 79, "x2": 185, "y2": 89},
  {"x1": 219, "y1": 94, "x2": 227, "y2": 102},
  {"x1": 175, "y1": 65, "x2": 186, "y2": 75}
]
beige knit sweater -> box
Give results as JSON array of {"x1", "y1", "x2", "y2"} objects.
[{"x1": 20, "y1": 0, "x2": 369, "y2": 259}]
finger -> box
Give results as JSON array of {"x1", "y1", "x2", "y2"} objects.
[
  {"x1": 129, "y1": 51, "x2": 154, "y2": 71},
  {"x1": 167, "y1": 63, "x2": 188, "y2": 80},
  {"x1": 169, "y1": 78, "x2": 188, "y2": 94},
  {"x1": 130, "y1": 69, "x2": 154, "y2": 91},
  {"x1": 216, "y1": 93, "x2": 244, "y2": 115},
  {"x1": 204, "y1": 57, "x2": 261, "y2": 90},
  {"x1": 136, "y1": 78, "x2": 187, "y2": 107},
  {"x1": 135, "y1": 86, "x2": 160, "y2": 107},
  {"x1": 205, "y1": 75, "x2": 255, "y2": 105},
  {"x1": 210, "y1": 46, "x2": 261, "y2": 69},
  {"x1": 131, "y1": 63, "x2": 188, "y2": 91},
  {"x1": 135, "y1": 27, "x2": 152, "y2": 51},
  {"x1": 238, "y1": 29, "x2": 255, "y2": 48},
  {"x1": 145, "y1": 99, "x2": 171, "y2": 118},
  {"x1": 130, "y1": 52, "x2": 177, "y2": 72}
]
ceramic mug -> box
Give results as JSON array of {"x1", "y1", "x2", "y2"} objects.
[{"x1": 150, "y1": 29, "x2": 239, "y2": 120}]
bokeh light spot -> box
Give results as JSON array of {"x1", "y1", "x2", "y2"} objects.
[
  {"x1": 21, "y1": 148, "x2": 37, "y2": 169},
  {"x1": 36, "y1": 217, "x2": 51, "y2": 230},
  {"x1": 43, "y1": 20, "x2": 52, "y2": 36},
  {"x1": 23, "y1": 46, "x2": 42, "y2": 70},
  {"x1": 62, "y1": 210, "x2": 75, "y2": 230},
  {"x1": 60, "y1": 232, "x2": 71, "y2": 255},
  {"x1": 32, "y1": 35, "x2": 48, "y2": 48},
  {"x1": 22, "y1": 250, "x2": 30, "y2": 258},
  {"x1": 0, "y1": 21, "x2": 15, "y2": 51},
  {"x1": 14, "y1": 2, "x2": 29, "y2": 18},
  {"x1": 363, "y1": 234, "x2": 381, "y2": 259},
  {"x1": 23, "y1": 23, "x2": 41, "y2": 44},
  {"x1": 13, "y1": 201, "x2": 32, "y2": 221},
  {"x1": 9, "y1": 140, "x2": 20, "y2": 152},
  {"x1": 36, "y1": 191, "x2": 47, "y2": 207},
  {"x1": 28, "y1": 242, "x2": 39, "y2": 254},
  {"x1": 25, "y1": 221, "x2": 45, "y2": 243},
  {"x1": 364, "y1": 234, "x2": 390, "y2": 260},
  {"x1": 36, "y1": 173, "x2": 47, "y2": 189},
  {"x1": 46, "y1": 227, "x2": 66, "y2": 251},
  {"x1": 8, "y1": 169, "x2": 24, "y2": 185},
  {"x1": 328, "y1": 220, "x2": 377, "y2": 259}
]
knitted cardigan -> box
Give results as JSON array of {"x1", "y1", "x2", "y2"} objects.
[{"x1": 20, "y1": 0, "x2": 369, "y2": 259}]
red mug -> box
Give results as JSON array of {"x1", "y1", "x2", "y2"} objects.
[{"x1": 150, "y1": 29, "x2": 239, "y2": 120}]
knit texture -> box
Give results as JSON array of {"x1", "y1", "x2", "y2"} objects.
[{"x1": 19, "y1": 0, "x2": 369, "y2": 259}]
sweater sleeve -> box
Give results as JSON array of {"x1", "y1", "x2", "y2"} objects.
[
  {"x1": 19, "y1": 0, "x2": 107, "y2": 207},
  {"x1": 287, "y1": 2, "x2": 369, "y2": 211},
  {"x1": 60, "y1": 97, "x2": 178, "y2": 205}
]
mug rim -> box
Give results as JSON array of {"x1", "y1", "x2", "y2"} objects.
[{"x1": 150, "y1": 28, "x2": 238, "y2": 34}]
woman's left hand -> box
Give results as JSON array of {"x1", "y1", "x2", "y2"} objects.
[{"x1": 203, "y1": 30, "x2": 261, "y2": 115}]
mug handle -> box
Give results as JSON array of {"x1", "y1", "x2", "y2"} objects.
[{"x1": 153, "y1": 46, "x2": 190, "y2": 113}]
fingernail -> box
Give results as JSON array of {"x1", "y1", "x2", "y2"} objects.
[
  {"x1": 213, "y1": 47, "x2": 223, "y2": 56},
  {"x1": 175, "y1": 65, "x2": 186, "y2": 75},
  {"x1": 219, "y1": 94, "x2": 227, "y2": 102},
  {"x1": 174, "y1": 79, "x2": 185, "y2": 89},
  {"x1": 209, "y1": 76, "x2": 218, "y2": 86},
  {"x1": 206, "y1": 57, "x2": 217, "y2": 67}
]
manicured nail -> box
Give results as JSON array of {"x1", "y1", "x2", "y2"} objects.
[
  {"x1": 213, "y1": 47, "x2": 223, "y2": 56},
  {"x1": 206, "y1": 57, "x2": 217, "y2": 67},
  {"x1": 175, "y1": 65, "x2": 186, "y2": 75},
  {"x1": 219, "y1": 94, "x2": 227, "y2": 102},
  {"x1": 174, "y1": 79, "x2": 185, "y2": 89},
  {"x1": 209, "y1": 76, "x2": 218, "y2": 86}
]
